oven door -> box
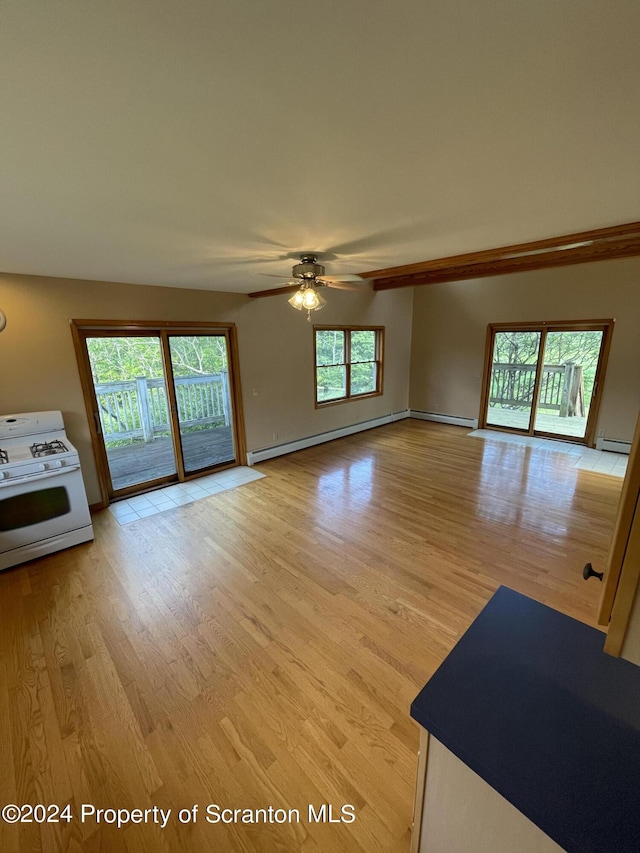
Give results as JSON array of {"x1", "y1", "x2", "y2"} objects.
[{"x1": 0, "y1": 465, "x2": 92, "y2": 556}]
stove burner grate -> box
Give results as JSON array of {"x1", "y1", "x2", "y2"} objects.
[
  {"x1": 0, "y1": 448, "x2": 7, "y2": 465},
  {"x1": 30, "y1": 440, "x2": 68, "y2": 458}
]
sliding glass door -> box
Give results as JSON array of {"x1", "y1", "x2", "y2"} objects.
[
  {"x1": 73, "y1": 323, "x2": 244, "y2": 500},
  {"x1": 481, "y1": 320, "x2": 613, "y2": 445},
  {"x1": 167, "y1": 335, "x2": 236, "y2": 474},
  {"x1": 485, "y1": 330, "x2": 542, "y2": 433},
  {"x1": 86, "y1": 334, "x2": 177, "y2": 491},
  {"x1": 532, "y1": 330, "x2": 605, "y2": 439}
]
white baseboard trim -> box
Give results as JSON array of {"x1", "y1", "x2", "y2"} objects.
[
  {"x1": 596, "y1": 437, "x2": 632, "y2": 455},
  {"x1": 410, "y1": 410, "x2": 479, "y2": 429},
  {"x1": 246, "y1": 409, "x2": 411, "y2": 465}
]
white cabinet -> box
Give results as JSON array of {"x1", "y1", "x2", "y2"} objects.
[{"x1": 411, "y1": 730, "x2": 562, "y2": 853}]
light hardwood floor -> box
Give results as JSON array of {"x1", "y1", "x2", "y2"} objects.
[{"x1": 0, "y1": 421, "x2": 623, "y2": 852}]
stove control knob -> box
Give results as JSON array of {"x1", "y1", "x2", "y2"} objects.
[
  {"x1": 38, "y1": 463, "x2": 48, "y2": 471},
  {"x1": 0, "y1": 471, "x2": 7, "y2": 480},
  {"x1": 53, "y1": 460, "x2": 63, "y2": 468}
]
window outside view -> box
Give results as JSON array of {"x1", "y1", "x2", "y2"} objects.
[{"x1": 315, "y1": 329, "x2": 380, "y2": 403}]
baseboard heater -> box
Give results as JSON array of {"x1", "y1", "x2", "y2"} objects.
[
  {"x1": 410, "y1": 410, "x2": 479, "y2": 429},
  {"x1": 246, "y1": 410, "x2": 410, "y2": 465},
  {"x1": 596, "y1": 437, "x2": 632, "y2": 455}
]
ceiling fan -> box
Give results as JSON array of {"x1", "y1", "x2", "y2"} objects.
[{"x1": 249, "y1": 254, "x2": 367, "y2": 320}]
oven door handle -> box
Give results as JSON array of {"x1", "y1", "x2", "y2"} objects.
[{"x1": 2, "y1": 464, "x2": 82, "y2": 485}]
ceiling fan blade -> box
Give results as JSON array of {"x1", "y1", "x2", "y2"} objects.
[
  {"x1": 214, "y1": 256, "x2": 290, "y2": 266},
  {"x1": 248, "y1": 283, "x2": 301, "y2": 299},
  {"x1": 318, "y1": 274, "x2": 364, "y2": 283},
  {"x1": 325, "y1": 281, "x2": 367, "y2": 291},
  {"x1": 258, "y1": 273, "x2": 299, "y2": 279}
]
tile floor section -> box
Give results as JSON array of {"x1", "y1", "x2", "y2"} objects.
[
  {"x1": 469, "y1": 429, "x2": 629, "y2": 478},
  {"x1": 107, "y1": 466, "x2": 265, "y2": 525}
]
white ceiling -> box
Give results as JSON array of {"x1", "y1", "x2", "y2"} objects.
[{"x1": 1, "y1": 1, "x2": 639, "y2": 294}]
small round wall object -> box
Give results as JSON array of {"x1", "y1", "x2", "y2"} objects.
[{"x1": 0, "y1": 309, "x2": 6, "y2": 332}]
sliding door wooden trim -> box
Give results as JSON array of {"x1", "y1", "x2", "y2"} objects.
[
  {"x1": 160, "y1": 329, "x2": 186, "y2": 482},
  {"x1": 599, "y1": 413, "x2": 640, "y2": 631},
  {"x1": 582, "y1": 318, "x2": 615, "y2": 448},
  {"x1": 70, "y1": 320, "x2": 247, "y2": 501},
  {"x1": 71, "y1": 319, "x2": 238, "y2": 331},
  {"x1": 478, "y1": 319, "x2": 615, "y2": 446},
  {"x1": 529, "y1": 327, "x2": 548, "y2": 434},
  {"x1": 70, "y1": 322, "x2": 111, "y2": 509},
  {"x1": 227, "y1": 324, "x2": 247, "y2": 468}
]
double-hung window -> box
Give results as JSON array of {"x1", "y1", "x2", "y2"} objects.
[{"x1": 314, "y1": 326, "x2": 384, "y2": 405}]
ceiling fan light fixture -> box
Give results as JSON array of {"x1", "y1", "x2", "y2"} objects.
[
  {"x1": 301, "y1": 287, "x2": 324, "y2": 311},
  {"x1": 288, "y1": 282, "x2": 326, "y2": 320},
  {"x1": 273, "y1": 253, "x2": 362, "y2": 319},
  {"x1": 288, "y1": 289, "x2": 306, "y2": 310},
  {"x1": 293, "y1": 257, "x2": 325, "y2": 279}
]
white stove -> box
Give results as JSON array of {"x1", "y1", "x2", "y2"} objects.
[{"x1": 0, "y1": 411, "x2": 94, "y2": 571}]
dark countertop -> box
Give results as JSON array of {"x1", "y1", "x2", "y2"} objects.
[{"x1": 411, "y1": 586, "x2": 640, "y2": 853}]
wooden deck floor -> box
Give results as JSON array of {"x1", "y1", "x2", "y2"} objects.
[
  {"x1": 106, "y1": 427, "x2": 235, "y2": 490},
  {"x1": 0, "y1": 421, "x2": 622, "y2": 852},
  {"x1": 487, "y1": 406, "x2": 588, "y2": 438}
]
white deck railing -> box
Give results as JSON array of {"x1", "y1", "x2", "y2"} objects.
[{"x1": 95, "y1": 374, "x2": 231, "y2": 442}]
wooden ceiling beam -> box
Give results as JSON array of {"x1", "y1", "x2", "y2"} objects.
[{"x1": 358, "y1": 221, "x2": 640, "y2": 290}]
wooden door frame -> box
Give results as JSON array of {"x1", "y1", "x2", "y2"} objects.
[
  {"x1": 70, "y1": 319, "x2": 247, "y2": 506},
  {"x1": 478, "y1": 319, "x2": 615, "y2": 447},
  {"x1": 598, "y1": 413, "x2": 640, "y2": 651}
]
